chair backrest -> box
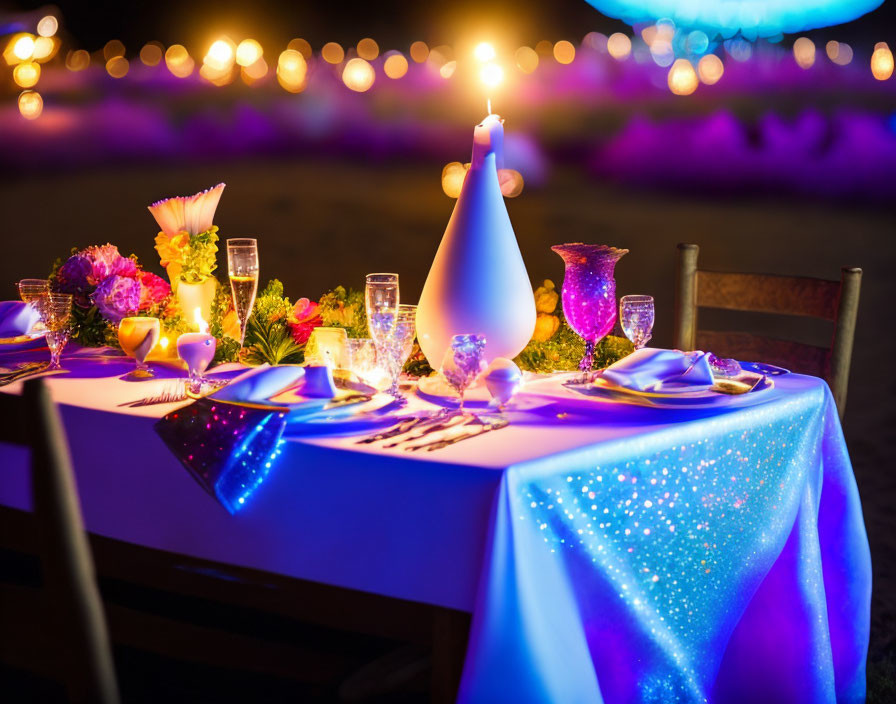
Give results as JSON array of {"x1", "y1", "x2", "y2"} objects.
[
  {"x1": 0, "y1": 380, "x2": 120, "y2": 704},
  {"x1": 673, "y1": 243, "x2": 861, "y2": 418}
]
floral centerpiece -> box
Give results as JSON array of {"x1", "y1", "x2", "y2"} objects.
[
  {"x1": 148, "y1": 183, "x2": 224, "y2": 325},
  {"x1": 51, "y1": 244, "x2": 171, "y2": 346}
]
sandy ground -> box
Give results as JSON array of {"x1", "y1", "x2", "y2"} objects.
[{"x1": 1, "y1": 158, "x2": 893, "y2": 673}]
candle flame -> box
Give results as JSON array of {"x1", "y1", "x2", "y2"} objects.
[
  {"x1": 194, "y1": 307, "x2": 209, "y2": 334},
  {"x1": 159, "y1": 337, "x2": 169, "y2": 350}
]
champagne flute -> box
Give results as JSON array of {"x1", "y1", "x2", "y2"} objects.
[
  {"x1": 40, "y1": 293, "x2": 73, "y2": 370},
  {"x1": 620, "y1": 295, "x2": 654, "y2": 350},
  {"x1": 227, "y1": 238, "x2": 259, "y2": 349},
  {"x1": 118, "y1": 317, "x2": 161, "y2": 379},
  {"x1": 365, "y1": 273, "x2": 400, "y2": 394}
]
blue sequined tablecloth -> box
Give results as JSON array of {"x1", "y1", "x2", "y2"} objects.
[{"x1": 459, "y1": 378, "x2": 870, "y2": 704}]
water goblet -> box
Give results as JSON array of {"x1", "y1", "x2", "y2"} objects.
[
  {"x1": 365, "y1": 273, "x2": 400, "y2": 392},
  {"x1": 227, "y1": 238, "x2": 259, "y2": 350},
  {"x1": 346, "y1": 338, "x2": 384, "y2": 387},
  {"x1": 620, "y1": 295, "x2": 654, "y2": 350},
  {"x1": 118, "y1": 317, "x2": 161, "y2": 380},
  {"x1": 40, "y1": 293, "x2": 73, "y2": 370},
  {"x1": 440, "y1": 334, "x2": 487, "y2": 414},
  {"x1": 18, "y1": 278, "x2": 50, "y2": 334},
  {"x1": 381, "y1": 304, "x2": 417, "y2": 400}
]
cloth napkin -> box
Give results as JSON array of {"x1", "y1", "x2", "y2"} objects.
[
  {"x1": 211, "y1": 364, "x2": 306, "y2": 404},
  {"x1": 600, "y1": 348, "x2": 714, "y2": 392},
  {"x1": 0, "y1": 301, "x2": 39, "y2": 337}
]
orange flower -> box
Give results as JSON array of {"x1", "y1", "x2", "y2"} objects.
[
  {"x1": 533, "y1": 313, "x2": 560, "y2": 341},
  {"x1": 221, "y1": 309, "x2": 241, "y2": 340}
]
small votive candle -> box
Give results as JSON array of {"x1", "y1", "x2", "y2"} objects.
[{"x1": 305, "y1": 327, "x2": 349, "y2": 369}]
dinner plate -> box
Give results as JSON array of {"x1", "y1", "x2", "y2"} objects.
[
  {"x1": 562, "y1": 372, "x2": 775, "y2": 410},
  {"x1": 738, "y1": 360, "x2": 791, "y2": 376},
  {"x1": 283, "y1": 394, "x2": 403, "y2": 436}
]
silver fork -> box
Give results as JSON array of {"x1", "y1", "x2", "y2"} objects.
[
  {"x1": 405, "y1": 416, "x2": 509, "y2": 452},
  {"x1": 119, "y1": 381, "x2": 188, "y2": 407}
]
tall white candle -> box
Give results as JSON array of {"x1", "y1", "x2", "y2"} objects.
[{"x1": 472, "y1": 111, "x2": 504, "y2": 170}]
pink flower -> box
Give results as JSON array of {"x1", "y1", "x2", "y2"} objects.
[
  {"x1": 289, "y1": 297, "x2": 322, "y2": 346},
  {"x1": 92, "y1": 275, "x2": 141, "y2": 323},
  {"x1": 84, "y1": 244, "x2": 137, "y2": 284},
  {"x1": 137, "y1": 270, "x2": 171, "y2": 310}
]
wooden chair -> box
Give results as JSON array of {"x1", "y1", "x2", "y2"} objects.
[
  {"x1": 0, "y1": 379, "x2": 120, "y2": 704},
  {"x1": 674, "y1": 243, "x2": 861, "y2": 418}
]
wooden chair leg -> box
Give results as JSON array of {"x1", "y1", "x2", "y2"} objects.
[
  {"x1": 829, "y1": 266, "x2": 862, "y2": 419},
  {"x1": 674, "y1": 243, "x2": 699, "y2": 351},
  {"x1": 25, "y1": 379, "x2": 120, "y2": 704},
  {"x1": 431, "y1": 608, "x2": 470, "y2": 704}
]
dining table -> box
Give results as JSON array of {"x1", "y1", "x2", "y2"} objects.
[{"x1": 0, "y1": 343, "x2": 872, "y2": 704}]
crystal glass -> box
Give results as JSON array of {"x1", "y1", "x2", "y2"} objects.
[
  {"x1": 118, "y1": 317, "x2": 161, "y2": 379},
  {"x1": 37, "y1": 293, "x2": 72, "y2": 370},
  {"x1": 620, "y1": 295, "x2": 654, "y2": 350},
  {"x1": 381, "y1": 304, "x2": 417, "y2": 399},
  {"x1": 365, "y1": 273, "x2": 400, "y2": 395},
  {"x1": 18, "y1": 278, "x2": 50, "y2": 333},
  {"x1": 177, "y1": 334, "x2": 217, "y2": 396},
  {"x1": 305, "y1": 327, "x2": 349, "y2": 369},
  {"x1": 440, "y1": 334, "x2": 487, "y2": 413},
  {"x1": 227, "y1": 238, "x2": 259, "y2": 349},
  {"x1": 552, "y1": 243, "x2": 629, "y2": 379}
]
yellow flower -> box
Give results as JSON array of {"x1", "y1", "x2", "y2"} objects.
[
  {"x1": 532, "y1": 313, "x2": 560, "y2": 341},
  {"x1": 323, "y1": 301, "x2": 355, "y2": 328},
  {"x1": 221, "y1": 309, "x2": 241, "y2": 340},
  {"x1": 534, "y1": 279, "x2": 559, "y2": 314},
  {"x1": 154, "y1": 231, "x2": 190, "y2": 268}
]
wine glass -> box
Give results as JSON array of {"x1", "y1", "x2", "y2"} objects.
[
  {"x1": 346, "y1": 338, "x2": 383, "y2": 387},
  {"x1": 18, "y1": 279, "x2": 49, "y2": 334},
  {"x1": 440, "y1": 334, "x2": 487, "y2": 414},
  {"x1": 227, "y1": 238, "x2": 259, "y2": 349},
  {"x1": 365, "y1": 273, "x2": 400, "y2": 392},
  {"x1": 382, "y1": 304, "x2": 417, "y2": 399},
  {"x1": 118, "y1": 317, "x2": 161, "y2": 379},
  {"x1": 620, "y1": 295, "x2": 654, "y2": 350},
  {"x1": 38, "y1": 293, "x2": 73, "y2": 370}
]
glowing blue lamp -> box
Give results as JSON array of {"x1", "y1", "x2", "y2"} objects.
[{"x1": 583, "y1": 0, "x2": 884, "y2": 39}]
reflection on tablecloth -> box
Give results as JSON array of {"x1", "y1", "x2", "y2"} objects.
[{"x1": 459, "y1": 381, "x2": 870, "y2": 704}]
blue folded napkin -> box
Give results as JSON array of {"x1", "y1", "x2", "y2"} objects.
[
  {"x1": 600, "y1": 348, "x2": 714, "y2": 392},
  {"x1": 0, "y1": 301, "x2": 39, "y2": 338},
  {"x1": 211, "y1": 364, "x2": 306, "y2": 404}
]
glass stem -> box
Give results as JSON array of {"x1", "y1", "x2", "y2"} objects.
[{"x1": 579, "y1": 340, "x2": 596, "y2": 381}]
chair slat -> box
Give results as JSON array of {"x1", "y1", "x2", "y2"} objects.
[
  {"x1": 696, "y1": 330, "x2": 829, "y2": 377},
  {"x1": 696, "y1": 270, "x2": 841, "y2": 320}
]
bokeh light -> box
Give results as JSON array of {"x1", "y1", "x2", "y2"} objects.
[
  {"x1": 650, "y1": 38, "x2": 675, "y2": 67},
  {"x1": 686, "y1": 30, "x2": 709, "y2": 55},
  {"x1": 241, "y1": 57, "x2": 268, "y2": 83},
  {"x1": 342, "y1": 57, "x2": 375, "y2": 91},
  {"x1": 277, "y1": 49, "x2": 307, "y2": 92},
  {"x1": 13, "y1": 35, "x2": 35, "y2": 61},
  {"x1": 236, "y1": 39, "x2": 263, "y2": 67},
  {"x1": 357, "y1": 38, "x2": 379, "y2": 60},
  {"x1": 553, "y1": 40, "x2": 575, "y2": 64},
  {"x1": 322, "y1": 42, "x2": 345, "y2": 64},
  {"x1": 165, "y1": 44, "x2": 194, "y2": 78},
  {"x1": 383, "y1": 52, "x2": 409, "y2": 79},
  {"x1": 474, "y1": 42, "x2": 496, "y2": 62},
  {"x1": 826, "y1": 41, "x2": 853, "y2": 65},
  {"x1": 32, "y1": 37, "x2": 57, "y2": 61},
  {"x1": 871, "y1": 44, "x2": 894, "y2": 80},
  {"x1": 480, "y1": 62, "x2": 504, "y2": 87},
  {"x1": 410, "y1": 41, "x2": 429, "y2": 63},
  {"x1": 18, "y1": 90, "x2": 43, "y2": 120},
  {"x1": 287, "y1": 38, "x2": 312, "y2": 59},
  {"x1": 65, "y1": 49, "x2": 90, "y2": 71},
  {"x1": 607, "y1": 33, "x2": 632, "y2": 61},
  {"x1": 668, "y1": 58, "x2": 698, "y2": 95},
  {"x1": 793, "y1": 37, "x2": 816, "y2": 69},
  {"x1": 205, "y1": 38, "x2": 235, "y2": 72},
  {"x1": 140, "y1": 42, "x2": 163, "y2": 66},
  {"x1": 37, "y1": 16, "x2": 58, "y2": 38},
  {"x1": 442, "y1": 161, "x2": 469, "y2": 198},
  {"x1": 697, "y1": 54, "x2": 724, "y2": 85},
  {"x1": 13, "y1": 61, "x2": 40, "y2": 88},
  {"x1": 535, "y1": 39, "x2": 553, "y2": 56},
  {"x1": 515, "y1": 46, "x2": 539, "y2": 73},
  {"x1": 439, "y1": 60, "x2": 457, "y2": 78},
  {"x1": 106, "y1": 56, "x2": 129, "y2": 79},
  {"x1": 583, "y1": 32, "x2": 608, "y2": 52},
  {"x1": 103, "y1": 39, "x2": 125, "y2": 61}
]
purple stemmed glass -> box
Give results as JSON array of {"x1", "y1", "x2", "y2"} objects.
[{"x1": 552, "y1": 243, "x2": 629, "y2": 380}]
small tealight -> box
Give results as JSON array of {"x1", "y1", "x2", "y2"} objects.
[{"x1": 485, "y1": 357, "x2": 523, "y2": 410}]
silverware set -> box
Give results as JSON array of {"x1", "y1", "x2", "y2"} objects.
[
  {"x1": 0, "y1": 361, "x2": 65, "y2": 387},
  {"x1": 356, "y1": 410, "x2": 509, "y2": 452},
  {"x1": 118, "y1": 381, "x2": 189, "y2": 407}
]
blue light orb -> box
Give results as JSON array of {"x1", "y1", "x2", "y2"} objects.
[{"x1": 584, "y1": 0, "x2": 884, "y2": 39}]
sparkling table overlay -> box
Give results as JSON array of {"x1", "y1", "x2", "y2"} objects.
[{"x1": 0, "y1": 345, "x2": 871, "y2": 704}]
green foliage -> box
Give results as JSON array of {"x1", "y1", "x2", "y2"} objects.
[
  {"x1": 71, "y1": 304, "x2": 115, "y2": 348},
  {"x1": 517, "y1": 317, "x2": 633, "y2": 373},
  {"x1": 319, "y1": 286, "x2": 368, "y2": 338},
  {"x1": 180, "y1": 227, "x2": 219, "y2": 283},
  {"x1": 253, "y1": 278, "x2": 293, "y2": 321},
  {"x1": 244, "y1": 313, "x2": 304, "y2": 366}
]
